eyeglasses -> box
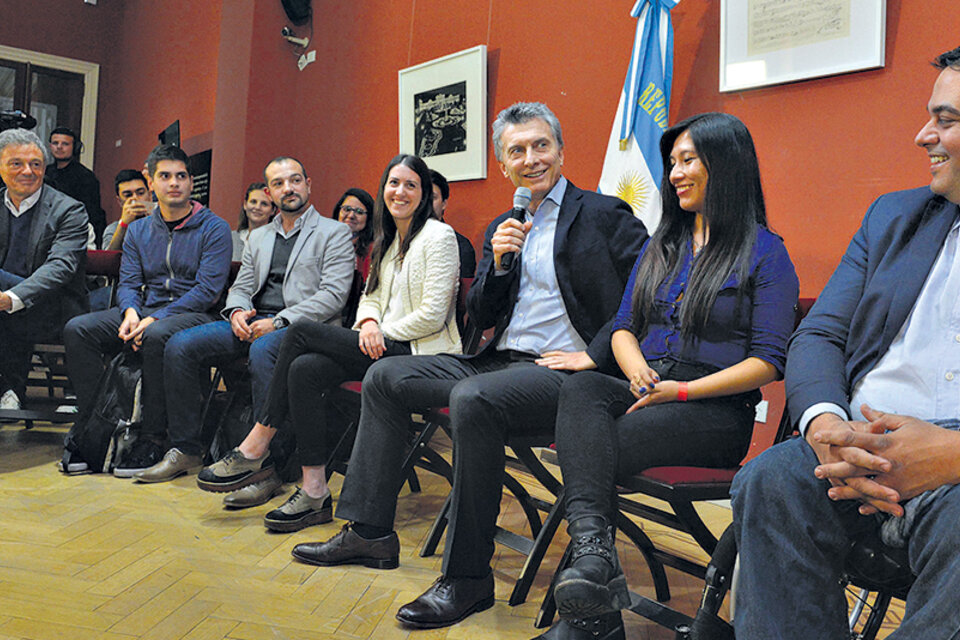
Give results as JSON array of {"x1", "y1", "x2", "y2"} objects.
[{"x1": 340, "y1": 205, "x2": 368, "y2": 216}]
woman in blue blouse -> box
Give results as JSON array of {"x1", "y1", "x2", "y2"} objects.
[{"x1": 541, "y1": 113, "x2": 799, "y2": 640}]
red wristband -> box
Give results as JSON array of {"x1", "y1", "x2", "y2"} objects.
[
  {"x1": 119, "y1": 220, "x2": 128, "y2": 229},
  {"x1": 677, "y1": 381, "x2": 689, "y2": 402}
]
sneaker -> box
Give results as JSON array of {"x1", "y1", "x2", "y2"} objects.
[
  {"x1": 57, "y1": 449, "x2": 90, "y2": 475},
  {"x1": 197, "y1": 447, "x2": 274, "y2": 493},
  {"x1": 0, "y1": 389, "x2": 21, "y2": 410},
  {"x1": 113, "y1": 438, "x2": 164, "y2": 478},
  {"x1": 264, "y1": 488, "x2": 332, "y2": 532}
]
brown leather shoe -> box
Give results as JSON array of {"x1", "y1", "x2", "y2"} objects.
[
  {"x1": 395, "y1": 574, "x2": 495, "y2": 629},
  {"x1": 291, "y1": 524, "x2": 399, "y2": 569},
  {"x1": 133, "y1": 448, "x2": 203, "y2": 483},
  {"x1": 222, "y1": 470, "x2": 283, "y2": 509}
]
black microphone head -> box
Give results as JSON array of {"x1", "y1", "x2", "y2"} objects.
[{"x1": 513, "y1": 187, "x2": 532, "y2": 210}]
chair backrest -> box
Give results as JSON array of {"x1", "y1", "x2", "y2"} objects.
[{"x1": 85, "y1": 250, "x2": 122, "y2": 277}]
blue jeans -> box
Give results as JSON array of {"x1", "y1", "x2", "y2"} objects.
[
  {"x1": 163, "y1": 318, "x2": 285, "y2": 456},
  {"x1": 731, "y1": 436, "x2": 960, "y2": 639}
]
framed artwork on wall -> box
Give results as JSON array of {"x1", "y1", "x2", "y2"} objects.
[
  {"x1": 398, "y1": 45, "x2": 487, "y2": 181},
  {"x1": 720, "y1": 0, "x2": 886, "y2": 92}
]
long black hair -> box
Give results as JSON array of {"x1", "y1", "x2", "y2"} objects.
[
  {"x1": 631, "y1": 112, "x2": 767, "y2": 338},
  {"x1": 331, "y1": 187, "x2": 375, "y2": 259},
  {"x1": 366, "y1": 154, "x2": 435, "y2": 294}
]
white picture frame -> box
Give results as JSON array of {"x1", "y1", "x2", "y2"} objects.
[
  {"x1": 398, "y1": 45, "x2": 487, "y2": 181},
  {"x1": 719, "y1": 0, "x2": 886, "y2": 92}
]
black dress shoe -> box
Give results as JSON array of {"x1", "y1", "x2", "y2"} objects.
[
  {"x1": 395, "y1": 574, "x2": 495, "y2": 629},
  {"x1": 532, "y1": 612, "x2": 625, "y2": 640},
  {"x1": 291, "y1": 524, "x2": 399, "y2": 569},
  {"x1": 555, "y1": 516, "x2": 629, "y2": 619}
]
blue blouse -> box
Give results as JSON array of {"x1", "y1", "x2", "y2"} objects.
[{"x1": 612, "y1": 227, "x2": 799, "y2": 375}]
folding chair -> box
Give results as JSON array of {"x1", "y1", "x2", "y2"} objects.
[{"x1": 535, "y1": 298, "x2": 816, "y2": 630}]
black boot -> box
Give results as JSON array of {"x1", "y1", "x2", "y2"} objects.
[
  {"x1": 554, "y1": 516, "x2": 629, "y2": 620},
  {"x1": 532, "y1": 611, "x2": 626, "y2": 639}
]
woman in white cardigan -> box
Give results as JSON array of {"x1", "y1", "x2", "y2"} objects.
[{"x1": 200, "y1": 154, "x2": 461, "y2": 532}]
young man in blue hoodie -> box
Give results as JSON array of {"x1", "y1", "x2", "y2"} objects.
[{"x1": 64, "y1": 144, "x2": 232, "y2": 476}]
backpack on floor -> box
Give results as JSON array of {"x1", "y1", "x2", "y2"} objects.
[{"x1": 62, "y1": 349, "x2": 143, "y2": 473}]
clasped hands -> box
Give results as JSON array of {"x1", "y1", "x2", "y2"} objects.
[
  {"x1": 625, "y1": 364, "x2": 681, "y2": 413},
  {"x1": 118, "y1": 308, "x2": 156, "y2": 351},
  {"x1": 230, "y1": 309, "x2": 275, "y2": 342},
  {"x1": 808, "y1": 404, "x2": 960, "y2": 517}
]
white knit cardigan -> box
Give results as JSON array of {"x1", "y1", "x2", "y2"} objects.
[{"x1": 353, "y1": 218, "x2": 462, "y2": 355}]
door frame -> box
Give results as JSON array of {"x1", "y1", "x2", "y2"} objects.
[{"x1": 0, "y1": 44, "x2": 99, "y2": 169}]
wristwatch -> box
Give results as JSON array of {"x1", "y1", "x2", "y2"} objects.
[{"x1": 272, "y1": 316, "x2": 289, "y2": 330}]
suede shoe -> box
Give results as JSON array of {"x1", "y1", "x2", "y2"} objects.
[
  {"x1": 222, "y1": 469, "x2": 283, "y2": 509},
  {"x1": 263, "y1": 487, "x2": 332, "y2": 532},
  {"x1": 197, "y1": 447, "x2": 274, "y2": 492},
  {"x1": 554, "y1": 517, "x2": 629, "y2": 619},
  {"x1": 532, "y1": 612, "x2": 625, "y2": 640},
  {"x1": 291, "y1": 524, "x2": 399, "y2": 569},
  {"x1": 395, "y1": 574, "x2": 495, "y2": 629},
  {"x1": 134, "y1": 448, "x2": 203, "y2": 483}
]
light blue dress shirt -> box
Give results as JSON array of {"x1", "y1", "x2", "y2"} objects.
[
  {"x1": 497, "y1": 176, "x2": 588, "y2": 356},
  {"x1": 800, "y1": 216, "x2": 960, "y2": 434}
]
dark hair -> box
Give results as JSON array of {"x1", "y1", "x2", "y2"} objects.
[
  {"x1": 49, "y1": 126, "x2": 81, "y2": 157},
  {"x1": 237, "y1": 182, "x2": 276, "y2": 231},
  {"x1": 631, "y1": 112, "x2": 768, "y2": 338},
  {"x1": 263, "y1": 156, "x2": 308, "y2": 182},
  {"x1": 113, "y1": 169, "x2": 148, "y2": 195},
  {"x1": 366, "y1": 154, "x2": 434, "y2": 294},
  {"x1": 146, "y1": 144, "x2": 190, "y2": 177},
  {"x1": 430, "y1": 169, "x2": 449, "y2": 201},
  {"x1": 933, "y1": 46, "x2": 960, "y2": 71},
  {"x1": 491, "y1": 102, "x2": 564, "y2": 162},
  {"x1": 331, "y1": 187, "x2": 375, "y2": 259}
]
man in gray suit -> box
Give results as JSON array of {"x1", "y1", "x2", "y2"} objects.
[
  {"x1": 0, "y1": 128, "x2": 88, "y2": 411},
  {"x1": 135, "y1": 156, "x2": 355, "y2": 489}
]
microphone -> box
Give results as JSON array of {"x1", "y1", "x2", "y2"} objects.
[{"x1": 500, "y1": 187, "x2": 532, "y2": 270}]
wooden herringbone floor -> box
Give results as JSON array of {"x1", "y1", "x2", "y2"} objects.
[{"x1": 0, "y1": 421, "x2": 901, "y2": 640}]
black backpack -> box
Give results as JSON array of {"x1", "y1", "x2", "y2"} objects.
[{"x1": 61, "y1": 349, "x2": 143, "y2": 473}]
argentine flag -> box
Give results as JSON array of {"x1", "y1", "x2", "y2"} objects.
[{"x1": 598, "y1": 0, "x2": 677, "y2": 233}]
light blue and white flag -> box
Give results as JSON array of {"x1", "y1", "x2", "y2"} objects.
[{"x1": 598, "y1": 0, "x2": 678, "y2": 233}]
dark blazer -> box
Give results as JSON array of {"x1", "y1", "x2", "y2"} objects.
[
  {"x1": 786, "y1": 187, "x2": 959, "y2": 421},
  {"x1": 0, "y1": 185, "x2": 89, "y2": 327},
  {"x1": 466, "y1": 180, "x2": 648, "y2": 373}
]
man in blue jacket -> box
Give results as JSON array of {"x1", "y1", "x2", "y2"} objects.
[
  {"x1": 731, "y1": 46, "x2": 960, "y2": 639},
  {"x1": 64, "y1": 144, "x2": 232, "y2": 476}
]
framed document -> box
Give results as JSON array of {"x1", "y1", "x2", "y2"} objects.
[
  {"x1": 398, "y1": 45, "x2": 487, "y2": 181},
  {"x1": 720, "y1": 0, "x2": 886, "y2": 92}
]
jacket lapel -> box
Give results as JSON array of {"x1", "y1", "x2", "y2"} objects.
[
  {"x1": 552, "y1": 181, "x2": 582, "y2": 295},
  {"x1": 285, "y1": 207, "x2": 316, "y2": 279},
  {"x1": 881, "y1": 197, "x2": 960, "y2": 347},
  {"x1": 27, "y1": 188, "x2": 51, "y2": 268},
  {"x1": 257, "y1": 227, "x2": 276, "y2": 287},
  {"x1": 0, "y1": 188, "x2": 9, "y2": 264}
]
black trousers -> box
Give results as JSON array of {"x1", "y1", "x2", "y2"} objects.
[
  {"x1": 556, "y1": 360, "x2": 758, "y2": 525},
  {"x1": 0, "y1": 268, "x2": 63, "y2": 397},
  {"x1": 62, "y1": 306, "x2": 215, "y2": 437},
  {"x1": 261, "y1": 320, "x2": 410, "y2": 466},
  {"x1": 335, "y1": 349, "x2": 572, "y2": 578}
]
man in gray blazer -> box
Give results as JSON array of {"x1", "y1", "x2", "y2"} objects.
[
  {"x1": 135, "y1": 156, "x2": 354, "y2": 486},
  {"x1": 0, "y1": 128, "x2": 88, "y2": 411}
]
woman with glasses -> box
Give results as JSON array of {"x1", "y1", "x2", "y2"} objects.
[
  {"x1": 331, "y1": 188, "x2": 375, "y2": 280},
  {"x1": 538, "y1": 113, "x2": 799, "y2": 639},
  {"x1": 198, "y1": 154, "x2": 462, "y2": 534}
]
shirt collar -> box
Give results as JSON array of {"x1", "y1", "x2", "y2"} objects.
[
  {"x1": 3, "y1": 185, "x2": 43, "y2": 217},
  {"x1": 271, "y1": 204, "x2": 313, "y2": 238},
  {"x1": 534, "y1": 175, "x2": 567, "y2": 214}
]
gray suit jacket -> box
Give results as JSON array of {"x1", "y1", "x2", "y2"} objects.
[
  {"x1": 223, "y1": 206, "x2": 354, "y2": 325},
  {"x1": 0, "y1": 185, "x2": 89, "y2": 325}
]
